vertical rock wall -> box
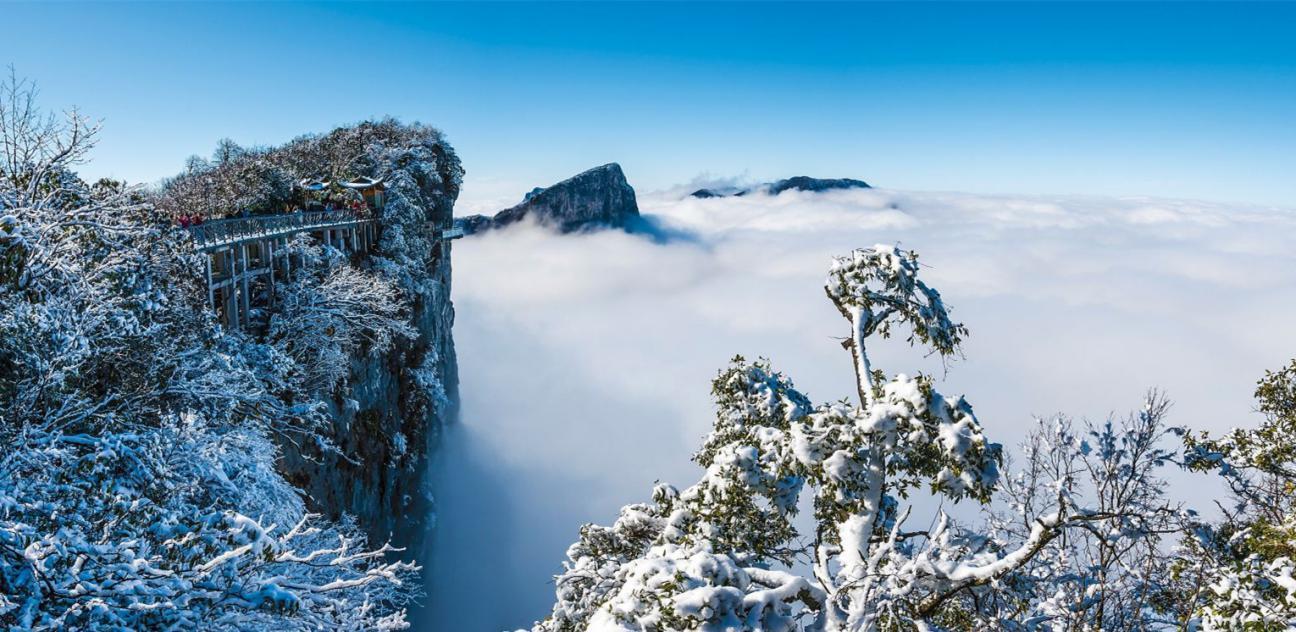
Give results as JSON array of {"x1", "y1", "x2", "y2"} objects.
[{"x1": 279, "y1": 135, "x2": 462, "y2": 554}]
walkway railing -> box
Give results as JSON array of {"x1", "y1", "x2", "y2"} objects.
[
  {"x1": 187, "y1": 211, "x2": 372, "y2": 251},
  {"x1": 188, "y1": 211, "x2": 461, "y2": 331}
]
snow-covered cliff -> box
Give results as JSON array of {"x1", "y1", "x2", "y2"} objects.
[
  {"x1": 273, "y1": 128, "x2": 463, "y2": 553},
  {"x1": 162, "y1": 121, "x2": 465, "y2": 552},
  {"x1": 1, "y1": 96, "x2": 452, "y2": 624}
]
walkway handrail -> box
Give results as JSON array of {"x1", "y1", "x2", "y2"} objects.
[{"x1": 186, "y1": 211, "x2": 372, "y2": 251}]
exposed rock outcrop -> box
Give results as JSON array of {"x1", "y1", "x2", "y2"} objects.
[
  {"x1": 254, "y1": 124, "x2": 464, "y2": 555},
  {"x1": 690, "y1": 176, "x2": 870, "y2": 199},
  {"x1": 690, "y1": 187, "x2": 731, "y2": 199},
  {"x1": 459, "y1": 163, "x2": 640, "y2": 235}
]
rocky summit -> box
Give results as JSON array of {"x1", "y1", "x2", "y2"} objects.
[
  {"x1": 459, "y1": 163, "x2": 641, "y2": 235},
  {"x1": 690, "y1": 176, "x2": 870, "y2": 199}
]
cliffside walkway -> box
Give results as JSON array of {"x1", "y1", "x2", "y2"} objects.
[
  {"x1": 188, "y1": 211, "x2": 374, "y2": 252},
  {"x1": 187, "y1": 211, "x2": 461, "y2": 331}
]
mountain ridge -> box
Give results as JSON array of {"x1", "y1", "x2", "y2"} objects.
[
  {"x1": 690, "y1": 175, "x2": 871, "y2": 199},
  {"x1": 459, "y1": 162, "x2": 641, "y2": 235}
]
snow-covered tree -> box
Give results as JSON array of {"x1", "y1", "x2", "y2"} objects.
[
  {"x1": 1179, "y1": 360, "x2": 1296, "y2": 630},
  {"x1": 269, "y1": 235, "x2": 415, "y2": 393},
  {"x1": 163, "y1": 137, "x2": 297, "y2": 219},
  {"x1": 530, "y1": 245, "x2": 1187, "y2": 632},
  {"x1": 157, "y1": 118, "x2": 462, "y2": 234},
  {"x1": 1, "y1": 71, "x2": 419, "y2": 629},
  {"x1": 960, "y1": 399, "x2": 1184, "y2": 630}
]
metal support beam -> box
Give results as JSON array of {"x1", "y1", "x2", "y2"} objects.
[
  {"x1": 239, "y1": 243, "x2": 251, "y2": 326},
  {"x1": 225, "y1": 247, "x2": 239, "y2": 331},
  {"x1": 267, "y1": 239, "x2": 275, "y2": 306},
  {"x1": 205, "y1": 255, "x2": 213, "y2": 310}
]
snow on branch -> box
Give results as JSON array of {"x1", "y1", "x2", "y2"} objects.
[
  {"x1": 528, "y1": 247, "x2": 1188, "y2": 632},
  {"x1": 825, "y1": 245, "x2": 966, "y2": 404},
  {"x1": 1, "y1": 72, "x2": 425, "y2": 630}
]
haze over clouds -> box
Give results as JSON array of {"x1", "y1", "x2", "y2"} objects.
[{"x1": 428, "y1": 185, "x2": 1296, "y2": 629}]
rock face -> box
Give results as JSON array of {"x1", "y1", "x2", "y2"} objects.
[
  {"x1": 304, "y1": 263, "x2": 457, "y2": 551},
  {"x1": 278, "y1": 137, "x2": 463, "y2": 555},
  {"x1": 459, "y1": 163, "x2": 640, "y2": 234},
  {"x1": 690, "y1": 176, "x2": 870, "y2": 199}
]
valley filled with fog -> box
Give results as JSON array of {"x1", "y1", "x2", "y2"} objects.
[{"x1": 430, "y1": 184, "x2": 1296, "y2": 628}]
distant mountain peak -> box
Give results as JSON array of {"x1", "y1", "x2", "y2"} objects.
[
  {"x1": 458, "y1": 162, "x2": 640, "y2": 235},
  {"x1": 690, "y1": 176, "x2": 870, "y2": 199}
]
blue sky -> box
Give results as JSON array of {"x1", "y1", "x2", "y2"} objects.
[{"x1": 5, "y1": 1, "x2": 1295, "y2": 209}]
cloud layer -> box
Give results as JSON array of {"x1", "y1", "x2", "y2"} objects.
[{"x1": 425, "y1": 185, "x2": 1296, "y2": 629}]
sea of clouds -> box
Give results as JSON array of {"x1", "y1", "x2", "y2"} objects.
[{"x1": 424, "y1": 183, "x2": 1296, "y2": 629}]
